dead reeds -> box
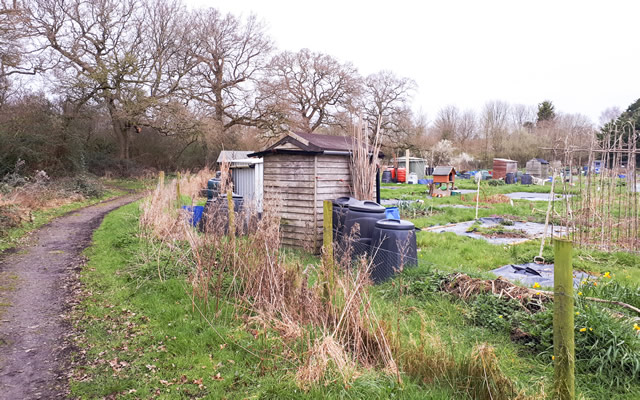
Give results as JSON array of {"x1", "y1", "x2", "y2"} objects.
[{"x1": 350, "y1": 116, "x2": 382, "y2": 201}]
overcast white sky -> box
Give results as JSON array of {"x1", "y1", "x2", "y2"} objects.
[{"x1": 187, "y1": 0, "x2": 639, "y2": 125}]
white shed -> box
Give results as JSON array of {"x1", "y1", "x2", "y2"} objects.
[{"x1": 230, "y1": 158, "x2": 264, "y2": 212}]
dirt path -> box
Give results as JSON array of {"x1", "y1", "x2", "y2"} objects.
[{"x1": 0, "y1": 194, "x2": 142, "y2": 400}]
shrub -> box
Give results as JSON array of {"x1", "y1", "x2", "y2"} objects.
[{"x1": 63, "y1": 175, "x2": 104, "y2": 198}]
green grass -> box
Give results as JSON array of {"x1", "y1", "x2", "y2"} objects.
[
  {"x1": 378, "y1": 180, "x2": 640, "y2": 399},
  {"x1": 71, "y1": 201, "x2": 462, "y2": 399},
  {"x1": 69, "y1": 176, "x2": 640, "y2": 399}
]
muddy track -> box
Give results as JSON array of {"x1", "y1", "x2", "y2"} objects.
[{"x1": 0, "y1": 194, "x2": 143, "y2": 400}]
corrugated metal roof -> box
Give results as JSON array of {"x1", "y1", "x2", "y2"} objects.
[
  {"x1": 433, "y1": 166, "x2": 455, "y2": 176},
  {"x1": 217, "y1": 150, "x2": 252, "y2": 163}
]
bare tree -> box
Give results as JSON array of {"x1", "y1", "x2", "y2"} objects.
[
  {"x1": 481, "y1": 100, "x2": 510, "y2": 160},
  {"x1": 0, "y1": 0, "x2": 49, "y2": 105},
  {"x1": 598, "y1": 106, "x2": 622, "y2": 128},
  {"x1": 433, "y1": 105, "x2": 460, "y2": 141},
  {"x1": 28, "y1": 0, "x2": 196, "y2": 160},
  {"x1": 511, "y1": 103, "x2": 536, "y2": 130},
  {"x1": 458, "y1": 109, "x2": 477, "y2": 147},
  {"x1": 189, "y1": 9, "x2": 272, "y2": 133},
  {"x1": 361, "y1": 70, "x2": 416, "y2": 142},
  {"x1": 259, "y1": 48, "x2": 361, "y2": 133}
]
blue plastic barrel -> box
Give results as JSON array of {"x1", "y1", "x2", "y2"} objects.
[
  {"x1": 385, "y1": 207, "x2": 400, "y2": 219},
  {"x1": 182, "y1": 205, "x2": 205, "y2": 227}
]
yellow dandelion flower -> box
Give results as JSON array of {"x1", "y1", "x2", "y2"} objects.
[
  {"x1": 634, "y1": 324, "x2": 640, "y2": 331},
  {"x1": 603, "y1": 272, "x2": 611, "y2": 279},
  {"x1": 498, "y1": 315, "x2": 503, "y2": 319},
  {"x1": 533, "y1": 282, "x2": 541, "y2": 289},
  {"x1": 589, "y1": 328, "x2": 593, "y2": 331},
  {"x1": 536, "y1": 292, "x2": 541, "y2": 295},
  {"x1": 575, "y1": 312, "x2": 580, "y2": 316},
  {"x1": 578, "y1": 292, "x2": 582, "y2": 296},
  {"x1": 580, "y1": 327, "x2": 587, "y2": 332}
]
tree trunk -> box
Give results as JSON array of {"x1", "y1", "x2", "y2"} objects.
[{"x1": 107, "y1": 102, "x2": 130, "y2": 160}]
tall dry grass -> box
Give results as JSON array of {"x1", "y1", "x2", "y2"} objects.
[
  {"x1": 140, "y1": 170, "x2": 398, "y2": 388},
  {"x1": 350, "y1": 116, "x2": 381, "y2": 201}
]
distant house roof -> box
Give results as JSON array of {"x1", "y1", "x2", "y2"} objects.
[
  {"x1": 433, "y1": 166, "x2": 456, "y2": 176},
  {"x1": 217, "y1": 150, "x2": 252, "y2": 163},
  {"x1": 249, "y1": 132, "x2": 384, "y2": 158}
]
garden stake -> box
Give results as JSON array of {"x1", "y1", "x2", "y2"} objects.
[
  {"x1": 475, "y1": 172, "x2": 481, "y2": 220},
  {"x1": 536, "y1": 170, "x2": 557, "y2": 263},
  {"x1": 553, "y1": 238, "x2": 575, "y2": 400}
]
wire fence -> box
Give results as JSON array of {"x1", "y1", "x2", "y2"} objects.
[{"x1": 332, "y1": 227, "x2": 418, "y2": 283}]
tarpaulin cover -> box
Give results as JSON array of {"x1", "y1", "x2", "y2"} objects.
[{"x1": 489, "y1": 263, "x2": 593, "y2": 288}]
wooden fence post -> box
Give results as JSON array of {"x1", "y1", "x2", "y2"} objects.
[
  {"x1": 158, "y1": 171, "x2": 165, "y2": 187},
  {"x1": 554, "y1": 238, "x2": 575, "y2": 400},
  {"x1": 227, "y1": 189, "x2": 235, "y2": 238},
  {"x1": 323, "y1": 200, "x2": 333, "y2": 261},
  {"x1": 323, "y1": 200, "x2": 334, "y2": 300},
  {"x1": 176, "y1": 172, "x2": 182, "y2": 208}
]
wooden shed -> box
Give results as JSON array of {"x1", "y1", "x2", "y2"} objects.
[
  {"x1": 492, "y1": 158, "x2": 518, "y2": 180},
  {"x1": 525, "y1": 158, "x2": 549, "y2": 178},
  {"x1": 433, "y1": 166, "x2": 456, "y2": 184},
  {"x1": 249, "y1": 132, "x2": 380, "y2": 253}
]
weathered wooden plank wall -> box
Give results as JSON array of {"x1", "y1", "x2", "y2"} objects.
[{"x1": 263, "y1": 153, "x2": 353, "y2": 253}]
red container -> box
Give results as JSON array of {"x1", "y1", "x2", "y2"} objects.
[
  {"x1": 397, "y1": 168, "x2": 406, "y2": 183},
  {"x1": 389, "y1": 168, "x2": 396, "y2": 180}
]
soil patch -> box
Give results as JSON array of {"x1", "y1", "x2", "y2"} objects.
[{"x1": 0, "y1": 194, "x2": 142, "y2": 399}]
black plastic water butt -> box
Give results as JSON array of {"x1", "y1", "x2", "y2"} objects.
[
  {"x1": 332, "y1": 197, "x2": 360, "y2": 241},
  {"x1": 371, "y1": 219, "x2": 418, "y2": 283},
  {"x1": 343, "y1": 201, "x2": 386, "y2": 239},
  {"x1": 505, "y1": 172, "x2": 516, "y2": 184}
]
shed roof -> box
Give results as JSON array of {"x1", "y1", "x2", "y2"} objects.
[
  {"x1": 249, "y1": 131, "x2": 384, "y2": 158},
  {"x1": 433, "y1": 166, "x2": 456, "y2": 176},
  {"x1": 493, "y1": 158, "x2": 518, "y2": 163},
  {"x1": 217, "y1": 150, "x2": 252, "y2": 163},
  {"x1": 534, "y1": 158, "x2": 549, "y2": 164}
]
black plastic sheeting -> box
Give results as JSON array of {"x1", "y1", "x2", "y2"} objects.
[{"x1": 490, "y1": 263, "x2": 593, "y2": 289}]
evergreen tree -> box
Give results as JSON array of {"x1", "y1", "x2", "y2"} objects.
[{"x1": 536, "y1": 100, "x2": 556, "y2": 123}]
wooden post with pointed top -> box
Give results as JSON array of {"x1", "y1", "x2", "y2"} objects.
[{"x1": 554, "y1": 238, "x2": 575, "y2": 400}]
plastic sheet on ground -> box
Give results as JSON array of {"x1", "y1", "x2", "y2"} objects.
[
  {"x1": 426, "y1": 217, "x2": 566, "y2": 245},
  {"x1": 490, "y1": 263, "x2": 593, "y2": 288},
  {"x1": 505, "y1": 192, "x2": 572, "y2": 201}
]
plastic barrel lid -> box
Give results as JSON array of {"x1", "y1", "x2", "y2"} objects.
[
  {"x1": 375, "y1": 219, "x2": 415, "y2": 230},
  {"x1": 333, "y1": 196, "x2": 359, "y2": 207},
  {"x1": 348, "y1": 200, "x2": 385, "y2": 213}
]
